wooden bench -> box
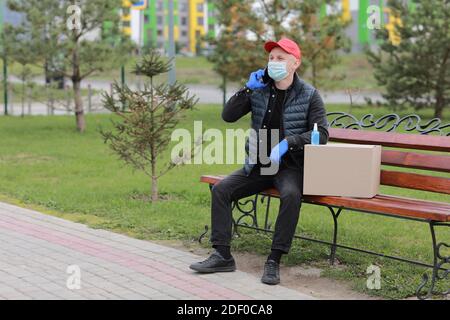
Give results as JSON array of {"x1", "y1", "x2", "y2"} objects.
[{"x1": 199, "y1": 112, "x2": 450, "y2": 299}]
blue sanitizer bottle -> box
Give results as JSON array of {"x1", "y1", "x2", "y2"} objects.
[{"x1": 311, "y1": 123, "x2": 320, "y2": 145}]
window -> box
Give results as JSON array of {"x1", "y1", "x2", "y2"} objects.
[
  {"x1": 180, "y1": 3, "x2": 188, "y2": 11},
  {"x1": 181, "y1": 30, "x2": 187, "y2": 37},
  {"x1": 197, "y1": 17, "x2": 204, "y2": 25},
  {"x1": 157, "y1": 29, "x2": 163, "y2": 36},
  {"x1": 197, "y1": 4, "x2": 204, "y2": 12},
  {"x1": 181, "y1": 17, "x2": 187, "y2": 26},
  {"x1": 157, "y1": 16, "x2": 163, "y2": 25}
]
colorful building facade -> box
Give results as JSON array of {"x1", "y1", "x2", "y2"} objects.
[
  {"x1": 116, "y1": 0, "x2": 420, "y2": 55},
  {"x1": 130, "y1": 0, "x2": 215, "y2": 54},
  {"x1": 0, "y1": 0, "x2": 418, "y2": 55},
  {"x1": 121, "y1": 0, "x2": 133, "y2": 37},
  {"x1": 321, "y1": 0, "x2": 416, "y2": 51}
]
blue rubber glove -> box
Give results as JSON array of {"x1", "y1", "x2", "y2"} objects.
[
  {"x1": 246, "y1": 69, "x2": 267, "y2": 90},
  {"x1": 269, "y1": 139, "x2": 289, "y2": 164}
]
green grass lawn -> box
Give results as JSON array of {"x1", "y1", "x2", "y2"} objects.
[
  {"x1": 88, "y1": 55, "x2": 225, "y2": 87},
  {"x1": 2, "y1": 54, "x2": 380, "y2": 91},
  {"x1": 311, "y1": 53, "x2": 381, "y2": 91},
  {"x1": 0, "y1": 103, "x2": 448, "y2": 299},
  {"x1": 90, "y1": 53, "x2": 381, "y2": 91}
]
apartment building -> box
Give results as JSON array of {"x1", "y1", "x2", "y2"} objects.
[
  {"x1": 322, "y1": 0, "x2": 416, "y2": 52},
  {"x1": 125, "y1": 0, "x2": 215, "y2": 55}
]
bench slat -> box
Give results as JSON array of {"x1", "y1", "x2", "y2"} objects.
[
  {"x1": 200, "y1": 175, "x2": 226, "y2": 185},
  {"x1": 380, "y1": 170, "x2": 450, "y2": 195},
  {"x1": 201, "y1": 170, "x2": 450, "y2": 195},
  {"x1": 303, "y1": 194, "x2": 450, "y2": 222},
  {"x1": 200, "y1": 175, "x2": 450, "y2": 222},
  {"x1": 329, "y1": 128, "x2": 450, "y2": 152},
  {"x1": 381, "y1": 150, "x2": 450, "y2": 173}
]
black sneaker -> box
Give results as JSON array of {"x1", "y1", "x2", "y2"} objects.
[
  {"x1": 261, "y1": 259, "x2": 280, "y2": 285},
  {"x1": 189, "y1": 250, "x2": 236, "y2": 273}
]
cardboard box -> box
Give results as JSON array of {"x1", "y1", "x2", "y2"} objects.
[{"x1": 303, "y1": 143, "x2": 381, "y2": 198}]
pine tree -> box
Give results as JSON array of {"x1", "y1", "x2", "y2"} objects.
[
  {"x1": 366, "y1": 0, "x2": 449, "y2": 119},
  {"x1": 101, "y1": 50, "x2": 198, "y2": 202}
]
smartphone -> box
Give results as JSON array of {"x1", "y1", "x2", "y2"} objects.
[{"x1": 262, "y1": 67, "x2": 271, "y2": 84}]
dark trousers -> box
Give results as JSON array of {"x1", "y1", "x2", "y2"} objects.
[{"x1": 210, "y1": 165, "x2": 304, "y2": 253}]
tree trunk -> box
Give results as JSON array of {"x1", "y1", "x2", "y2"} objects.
[
  {"x1": 311, "y1": 62, "x2": 317, "y2": 88},
  {"x1": 21, "y1": 75, "x2": 25, "y2": 118},
  {"x1": 150, "y1": 147, "x2": 158, "y2": 201},
  {"x1": 222, "y1": 74, "x2": 227, "y2": 108},
  {"x1": 434, "y1": 46, "x2": 449, "y2": 119},
  {"x1": 73, "y1": 80, "x2": 85, "y2": 132},
  {"x1": 150, "y1": 76, "x2": 158, "y2": 201},
  {"x1": 151, "y1": 175, "x2": 158, "y2": 202},
  {"x1": 434, "y1": 50, "x2": 448, "y2": 120},
  {"x1": 434, "y1": 93, "x2": 444, "y2": 119},
  {"x1": 72, "y1": 40, "x2": 85, "y2": 132}
]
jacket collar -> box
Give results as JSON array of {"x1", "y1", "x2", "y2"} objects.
[{"x1": 267, "y1": 72, "x2": 303, "y2": 93}]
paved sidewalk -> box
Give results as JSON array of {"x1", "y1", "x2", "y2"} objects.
[{"x1": 0, "y1": 202, "x2": 313, "y2": 300}]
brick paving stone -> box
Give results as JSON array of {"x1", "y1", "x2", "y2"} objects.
[{"x1": 0, "y1": 201, "x2": 313, "y2": 300}]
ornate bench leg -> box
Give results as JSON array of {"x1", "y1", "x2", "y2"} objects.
[
  {"x1": 261, "y1": 195, "x2": 273, "y2": 231},
  {"x1": 198, "y1": 185, "x2": 260, "y2": 243},
  {"x1": 198, "y1": 183, "x2": 216, "y2": 244},
  {"x1": 198, "y1": 225, "x2": 209, "y2": 244},
  {"x1": 232, "y1": 194, "x2": 259, "y2": 237},
  {"x1": 327, "y1": 206, "x2": 343, "y2": 265},
  {"x1": 198, "y1": 184, "x2": 215, "y2": 244},
  {"x1": 416, "y1": 221, "x2": 449, "y2": 300}
]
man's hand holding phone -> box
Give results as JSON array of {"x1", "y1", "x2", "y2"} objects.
[{"x1": 246, "y1": 69, "x2": 268, "y2": 90}]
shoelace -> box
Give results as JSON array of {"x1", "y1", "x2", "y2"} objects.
[
  {"x1": 265, "y1": 262, "x2": 278, "y2": 275},
  {"x1": 201, "y1": 253, "x2": 219, "y2": 265}
]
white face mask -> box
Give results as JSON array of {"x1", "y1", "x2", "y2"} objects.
[{"x1": 268, "y1": 61, "x2": 288, "y2": 81}]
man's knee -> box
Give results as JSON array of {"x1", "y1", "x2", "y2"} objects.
[
  {"x1": 279, "y1": 185, "x2": 302, "y2": 203},
  {"x1": 211, "y1": 180, "x2": 232, "y2": 199}
]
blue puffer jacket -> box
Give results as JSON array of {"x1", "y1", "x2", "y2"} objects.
[{"x1": 244, "y1": 73, "x2": 317, "y2": 175}]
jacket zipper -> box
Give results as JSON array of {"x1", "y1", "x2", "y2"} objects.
[{"x1": 280, "y1": 88, "x2": 289, "y2": 139}]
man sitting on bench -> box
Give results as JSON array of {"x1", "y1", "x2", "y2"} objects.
[{"x1": 190, "y1": 38, "x2": 329, "y2": 285}]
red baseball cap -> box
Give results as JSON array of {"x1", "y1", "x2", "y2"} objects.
[{"x1": 264, "y1": 38, "x2": 301, "y2": 61}]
